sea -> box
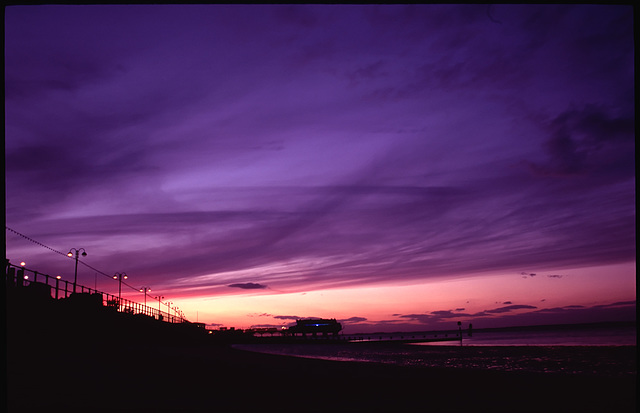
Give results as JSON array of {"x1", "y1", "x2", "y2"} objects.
[{"x1": 234, "y1": 322, "x2": 636, "y2": 377}]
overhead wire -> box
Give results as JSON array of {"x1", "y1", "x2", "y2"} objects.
[
  {"x1": 6, "y1": 226, "x2": 185, "y2": 319},
  {"x1": 6, "y1": 226, "x2": 156, "y2": 295},
  {"x1": 6, "y1": 226, "x2": 69, "y2": 257}
]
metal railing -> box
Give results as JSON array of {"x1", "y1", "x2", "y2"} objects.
[{"x1": 5, "y1": 260, "x2": 187, "y2": 324}]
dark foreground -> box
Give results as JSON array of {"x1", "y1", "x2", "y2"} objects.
[{"x1": 5, "y1": 293, "x2": 636, "y2": 412}]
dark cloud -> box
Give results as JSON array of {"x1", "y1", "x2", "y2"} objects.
[
  {"x1": 340, "y1": 317, "x2": 368, "y2": 324},
  {"x1": 273, "y1": 315, "x2": 302, "y2": 321},
  {"x1": 489, "y1": 301, "x2": 637, "y2": 327},
  {"x1": 4, "y1": 5, "x2": 634, "y2": 322},
  {"x1": 381, "y1": 301, "x2": 636, "y2": 332},
  {"x1": 529, "y1": 105, "x2": 635, "y2": 178},
  {"x1": 249, "y1": 324, "x2": 282, "y2": 330},
  {"x1": 228, "y1": 283, "x2": 267, "y2": 290},
  {"x1": 397, "y1": 310, "x2": 470, "y2": 325},
  {"x1": 484, "y1": 305, "x2": 537, "y2": 314},
  {"x1": 592, "y1": 300, "x2": 635, "y2": 309},
  {"x1": 397, "y1": 304, "x2": 537, "y2": 325},
  {"x1": 248, "y1": 313, "x2": 273, "y2": 318}
]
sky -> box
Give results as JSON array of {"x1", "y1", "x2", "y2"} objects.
[{"x1": 4, "y1": 4, "x2": 636, "y2": 333}]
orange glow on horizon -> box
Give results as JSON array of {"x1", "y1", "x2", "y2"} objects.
[{"x1": 163, "y1": 262, "x2": 635, "y2": 332}]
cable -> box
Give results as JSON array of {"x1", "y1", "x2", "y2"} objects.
[
  {"x1": 78, "y1": 260, "x2": 125, "y2": 283},
  {"x1": 8, "y1": 226, "x2": 136, "y2": 289},
  {"x1": 6, "y1": 226, "x2": 185, "y2": 320},
  {"x1": 6, "y1": 226, "x2": 69, "y2": 257}
]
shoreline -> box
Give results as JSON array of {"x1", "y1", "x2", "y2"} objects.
[
  {"x1": 7, "y1": 340, "x2": 636, "y2": 412},
  {"x1": 234, "y1": 341, "x2": 637, "y2": 378},
  {"x1": 5, "y1": 296, "x2": 636, "y2": 412}
]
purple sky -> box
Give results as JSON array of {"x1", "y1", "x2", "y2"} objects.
[{"x1": 5, "y1": 5, "x2": 635, "y2": 332}]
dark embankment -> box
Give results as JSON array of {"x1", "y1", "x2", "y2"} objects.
[{"x1": 5, "y1": 287, "x2": 636, "y2": 412}]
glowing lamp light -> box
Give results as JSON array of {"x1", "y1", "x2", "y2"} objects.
[
  {"x1": 20, "y1": 262, "x2": 26, "y2": 266},
  {"x1": 68, "y1": 248, "x2": 87, "y2": 294},
  {"x1": 56, "y1": 276, "x2": 61, "y2": 280},
  {"x1": 24, "y1": 275, "x2": 29, "y2": 280},
  {"x1": 68, "y1": 250, "x2": 87, "y2": 257}
]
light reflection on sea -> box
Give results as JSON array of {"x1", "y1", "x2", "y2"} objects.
[
  {"x1": 234, "y1": 323, "x2": 636, "y2": 377},
  {"x1": 234, "y1": 342, "x2": 636, "y2": 377},
  {"x1": 349, "y1": 322, "x2": 637, "y2": 347}
]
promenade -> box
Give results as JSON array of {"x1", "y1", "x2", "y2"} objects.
[{"x1": 5, "y1": 262, "x2": 636, "y2": 412}]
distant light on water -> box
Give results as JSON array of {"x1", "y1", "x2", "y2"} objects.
[{"x1": 234, "y1": 323, "x2": 636, "y2": 377}]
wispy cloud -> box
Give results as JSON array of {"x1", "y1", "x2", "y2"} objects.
[
  {"x1": 4, "y1": 5, "x2": 634, "y2": 330},
  {"x1": 348, "y1": 300, "x2": 636, "y2": 332},
  {"x1": 228, "y1": 283, "x2": 268, "y2": 290}
]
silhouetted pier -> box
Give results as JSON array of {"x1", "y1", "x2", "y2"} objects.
[
  {"x1": 5, "y1": 260, "x2": 636, "y2": 413},
  {"x1": 5, "y1": 259, "x2": 188, "y2": 324}
]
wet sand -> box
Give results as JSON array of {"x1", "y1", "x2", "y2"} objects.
[
  {"x1": 7, "y1": 339, "x2": 636, "y2": 412},
  {"x1": 5, "y1": 295, "x2": 636, "y2": 412},
  {"x1": 235, "y1": 340, "x2": 637, "y2": 376}
]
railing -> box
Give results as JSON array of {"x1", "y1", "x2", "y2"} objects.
[{"x1": 5, "y1": 260, "x2": 187, "y2": 324}]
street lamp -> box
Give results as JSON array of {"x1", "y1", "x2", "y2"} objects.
[
  {"x1": 139, "y1": 286, "x2": 151, "y2": 308},
  {"x1": 67, "y1": 248, "x2": 87, "y2": 294},
  {"x1": 55, "y1": 275, "x2": 62, "y2": 300},
  {"x1": 113, "y1": 272, "x2": 128, "y2": 309},
  {"x1": 155, "y1": 296, "x2": 164, "y2": 321}
]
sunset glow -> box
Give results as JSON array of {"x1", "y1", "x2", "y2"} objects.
[{"x1": 5, "y1": 4, "x2": 635, "y2": 333}]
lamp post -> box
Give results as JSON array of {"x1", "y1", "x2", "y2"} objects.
[
  {"x1": 139, "y1": 286, "x2": 151, "y2": 307},
  {"x1": 67, "y1": 248, "x2": 87, "y2": 294},
  {"x1": 113, "y1": 272, "x2": 128, "y2": 309},
  {"x1": 155, "y1": 296, "x2": 164, "y2": 321},
  {"x1": 167, "y1": 301, "x2": 173, "y2": 321},
  {"x1": 55, "y1": 275, "x2": 61, "y2": 300}
]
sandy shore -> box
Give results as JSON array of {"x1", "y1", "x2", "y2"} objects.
[
  {"x1": 7, "y1": 339, "x2": 636, "y2": 413},
  {"x1": 4, "y1": 295, "x2": 636, "y2": 412},
  {"x1": 235, "y1": 340, "x2": 637, "y2": 376}
]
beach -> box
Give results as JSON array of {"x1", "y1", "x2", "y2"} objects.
[
  {"x1": 6, "y1": 337, "x2": 636, "y2": 412},
  {"x1": 5, "y1": 294, "x2": 636, "y2": 412},
  {"x1": 235, "y1": 340, "x2": 636, "y2": 376}
]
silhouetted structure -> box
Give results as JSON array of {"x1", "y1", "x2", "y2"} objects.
[
  {"x1": 5, "y1": 259, "x2": 188, "y2": 324},
  {"x1": 286, "y1": 318, "x2": 342, "y2": 336},
  {"x1": 5, "y1": 260, "x2": 636, "y2": 413}
]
